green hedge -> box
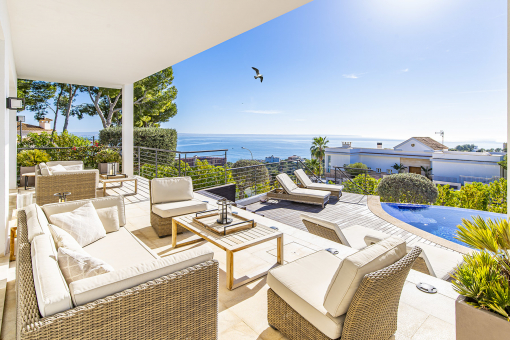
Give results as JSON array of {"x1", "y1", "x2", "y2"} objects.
[
  {"x1": 99, "y1": 127, "x2": 177, "y2": 150},
  {"x1": 378, "y1": 173, "x2": 438, "y2": 204}
]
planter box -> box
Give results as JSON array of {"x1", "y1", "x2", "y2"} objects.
[
  {"x1": 98, "y1": 162, "x2": 119, "y2": 175},
  {"x1": 456, "y1": 295, "x2": 510, "y2": 340},
  {"x1": 20, "y1": 166, "x2": 35, "y2": 187}
]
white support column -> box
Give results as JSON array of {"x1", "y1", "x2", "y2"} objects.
[
  {"x1": 0, "y1": 39, "x2": 9, "y2": 254},
  {"x1": 122, "y1": 84, "x2": 134, "y2": 177}
]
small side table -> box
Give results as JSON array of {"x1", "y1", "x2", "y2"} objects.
[
  {"x1": 21, "y1": 172, "x2": 35, "y2": 190},
  {"x1": 10, "y1": 227, "x2": 17, "y2": 261}
]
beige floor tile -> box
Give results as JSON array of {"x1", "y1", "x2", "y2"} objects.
[
  {"x1": 411, "y1": 316, "x2": 455, "y2": 340},
  {"x1": 219, "y1": 309, "x2": 243, "y2": 333},
  {"x1": 396, "y1": 302, "x2": 429, "y2": 338},
  {"x1": 267, "y1": 242, "x2": 316, "y2": 263},
  {"x1": 220, "y1": 321, "x2": 259, "y2": 340}
]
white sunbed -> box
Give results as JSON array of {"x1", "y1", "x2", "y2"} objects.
[
  {"x1": 266, "y1": 173, "x2": 331, "y2": 208},
  {"x1": 294, "y1": 169, "x2": 344, "y2": 198},
  {"x1": 300, "y1": 213, "x2": 466, "y2": 280}
]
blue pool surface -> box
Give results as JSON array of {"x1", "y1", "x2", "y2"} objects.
[{"x1": 381, "y1": 203, "x2": 507, "y2": 247}]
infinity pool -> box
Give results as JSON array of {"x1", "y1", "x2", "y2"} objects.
[{"x1": 381, "y1": 203, "x2": 507, "y2": 247}]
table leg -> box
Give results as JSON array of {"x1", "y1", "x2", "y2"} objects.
[
  {"x1": 134, "y1": 179, "x2": 138, "y2": 194},
  {"x1": 103, "y1": 182, "x2": 106, "y2": 197},
  {"x1": 277, "y1": 235, "x2": 284, "y2": 264},
  {"x1": 24, "y1": 176, "x2": 28, "y2": 190},
  {"x1": 171, "y1": 220, "x2": 177, "y2": 248},
  {"x1": 10, "y1": 227, "x2": 17, "y2": 261},
  {"x1": 226, "y1": 250, "x2": 234, "y2": 290}
]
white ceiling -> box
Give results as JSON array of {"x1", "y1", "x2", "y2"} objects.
[{"x1": 7, "y1": 0, "x2": 311, "y2": 88}]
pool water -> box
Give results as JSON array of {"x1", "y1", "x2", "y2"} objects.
[{"x1": 381, "y1": 203, "x2": 507, "y2": 247}]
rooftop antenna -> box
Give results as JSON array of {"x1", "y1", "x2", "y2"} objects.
[{"x1": 435, "y1": 130, "x2": 444, "y2": 145}]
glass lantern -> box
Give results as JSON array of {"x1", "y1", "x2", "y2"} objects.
[
  {"x1": 107, "y1": 162, "x2": 117, "y2": 176},
  {"x1": 216, "y1": 198, "x2": 233, "y2": 224}
]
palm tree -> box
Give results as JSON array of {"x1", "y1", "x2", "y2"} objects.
[
  {"x1": 421, "y1": 166, "x2": 433, "y2": 180},
  {"x1": 310, "y1": 136, "x2": 329, "y2": 177},
  {"x1": 304, "y1": 158, "x2": 321, "y2": 176}
]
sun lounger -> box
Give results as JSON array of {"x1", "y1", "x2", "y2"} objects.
[
  {"x1": 294, "y1": 169, "x2": 343, "y2": 198},
  {"x1": 300, "y1": 213, "x2": 466, "y2": 280},
  {"x1": 267, "y1": 174, "x2": 331, "y2": 208}
]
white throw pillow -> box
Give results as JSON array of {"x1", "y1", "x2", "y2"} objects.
[
  {"x1": 48, "y1": 224, "x2": 87, "y2": 254},
  {"x1": 39, "y1": 162, "x2": 51, "y2": 176},
  {"x1": 48, "y1": 202, "x2": 106, "y2": 247},
  {"x1": 49, "y1": 164, "x2": 67, "y2": 173},
  {"x1": 63, "y1": 164, "x2": 83, "y2": 171},
  {"x1": 96, "y1": 206, "x2": 120, "y2": 233},
  {"x1": 57, "y1": 247, "x2": 114, "y2": 284}
]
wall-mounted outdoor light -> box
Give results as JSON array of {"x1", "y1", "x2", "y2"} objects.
[
  {"x1": 16, "y1": 115, "x2": 25, "y2": 137},
  {"x1": 6, "y1": 97, "x2": 25, "y2": 110}
]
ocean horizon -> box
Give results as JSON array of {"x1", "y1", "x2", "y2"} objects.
[{"x1": 71, "y1": 132, "x2": 506, "y2": 163}]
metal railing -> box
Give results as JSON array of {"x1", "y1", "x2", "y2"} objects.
[{"x1": 331, "y1": 166, "x2": 373, "y2": 195}]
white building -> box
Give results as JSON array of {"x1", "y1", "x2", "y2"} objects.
[{"x1": 325, "y1": 137, "x2": 504, "y2": 185}]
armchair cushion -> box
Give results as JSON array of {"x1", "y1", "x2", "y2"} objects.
[
  {"x1": 151, "y1": 177, "x2": 194, "y2": 204},
  {"x1": 31, "y1": 234, "x2": 73, "y2": 317},
  {"x1": 69, "y1": 244, "x2": 214, "y2": 306},
  {"x1": 25, "y1": 203, "x2": 51, "y2": 243},
  {"x1": 323, "y1": 236, "x2": 406, "y2": 317},
  {"x1": 152, "y1": 199, "x2": 208, "y2": 218},
  {"x1": 267, "y1": 250, "x2": 346, "y2": 339}
]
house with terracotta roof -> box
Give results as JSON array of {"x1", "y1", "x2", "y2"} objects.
[
  {"x1": 325, "y1": 137, "x2": 504, "y2": 185},
  {"x1": 17, "y1": 118, "x2": 53, "y2": 137}
]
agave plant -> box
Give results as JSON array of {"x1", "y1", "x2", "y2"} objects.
[{"x1": 453, "y1": 217, "x2": 510, "y2": 320}]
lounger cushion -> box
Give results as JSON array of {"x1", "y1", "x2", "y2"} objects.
[
  {"x1": 291, "y1": 188, "x2": 330, "y2": 198},
  {"x1": 151, "y1": 177, "x2": 194, "y2": 204},
  {"x1": 25, "y1": 203, "x2": 51, "y2": 243},
  {"x1": 267, "y1": 250, "x2": 346, "y2": 339},
  {"x1": 43, "y1": 195, "x2": 127, "y2": 227},
  {"x1": 276, "y1": 174, "x2": 298, "y2": 193},
  {"x1": 306, "y1": 183, "x2": 343, "y2": 192},
  {"x1": 84, "y1": 227, "x2": 158, "y2": 270},
  {"x1": 152, "y1": 199, "x2": 208, "y2": 218},
  {"x1": 70, "y1": 245, "x2": 214, "y2": 306},
  {"x1": 324, "y1": 236, "x2": 406, "y2": 317},
  {"x1": 295, "y1": 169, "x2": 314, "y2": 187},
  {"x1": 31, "y1": 234, "x2": 73, "y2": 317}
]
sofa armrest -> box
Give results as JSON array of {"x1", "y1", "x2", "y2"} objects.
[{"x1": 70, "y1": 245, "x2": 214, "y2": 306}]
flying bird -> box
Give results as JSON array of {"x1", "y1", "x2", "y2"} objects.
[{"x1": 252, "y1": 67, "x2": 263, "y2": 83}]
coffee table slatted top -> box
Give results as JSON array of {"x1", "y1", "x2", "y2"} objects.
[{"x1": 174, "y1": 212, "x2": 282, "y2": 252}]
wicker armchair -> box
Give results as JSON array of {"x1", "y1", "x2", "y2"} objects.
[
  {"x1": 16, "y1": 209, "x2": 219, "y2": 340},
  {"x1": 35, "y1": 162, "x2": 99, "y2": 205},
  {"x1": 267, "y1": 245, "x2": 422, "y2": 340}
]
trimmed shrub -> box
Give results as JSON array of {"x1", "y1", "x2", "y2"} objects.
[
  {"x1": 99, "y1": 127, "x2": 177, "y2": 150},
  {"x1": 343, "y1": 162, "x2": 368, "y2": 176},
  {"x1": 378, "y1": 173, "x2": 438, "y2": 204},
  {"x1": 95, "y1": 149, "x2": 122, "y2": 164},
  {"x1": 17, "y1": 149, "x2": 50, "y2": 167}
]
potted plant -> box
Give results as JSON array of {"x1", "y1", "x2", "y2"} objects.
[
  {"x1": 453, "y1": 216, "x2": 510, "y2": 340},
  {"x1": 95, "y1": 149, "x2": 122, "y2": 175},
  {"x1": 17, "y1": 149, "x2": 50, "y2": 186}
]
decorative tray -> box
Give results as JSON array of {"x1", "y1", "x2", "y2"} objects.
[
  {"x1": 193, "y1": 210, "x2": 257, "y2": 235},
  {"x1": 100, "y1": 174, "x2": 128, "y2": 180}
]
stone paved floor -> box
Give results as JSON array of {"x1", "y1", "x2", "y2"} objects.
[{"x1": 1, "y1": 182, "x2": 459, "y2": 339}]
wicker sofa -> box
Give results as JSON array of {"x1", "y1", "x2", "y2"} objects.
[
  {"x1": 16, "y1": 196, "x2": 219, "y2": 340},
  {"x1": 35, "y1": 161, "x2": 101, "y2": 205}
]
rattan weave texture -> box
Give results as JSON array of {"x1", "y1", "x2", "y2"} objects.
[
  {"x1": 16, "y1": 210, "x2": 219, "y2": 340},
  {"x1": 35, "y1": 172, "x2": 97, "y2": 205}
]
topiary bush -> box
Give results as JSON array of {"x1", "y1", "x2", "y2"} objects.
[
  {"x1": 99, "y1": 127, "x2": 177, "y2": 150},
  {"x1": 95, "y1": 149, "x2": 122, "y2": 164},
  {"x1": 343, "y1": 162, "x2": 368, "y2": 176},
  {"x1": 378, "y1": 173, "x2": 438, "y2": 204},
  {"x1": 17, "y1": 149, "x2": 50, "y2": 167}
]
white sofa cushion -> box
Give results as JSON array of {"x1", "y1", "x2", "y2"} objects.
[
  {"x1": 152, "y1": 199, "x2": 208, "y2": 219},
  {"x1": 276, "y1": 174, "x2": 298, "y2": 193},
  {"x1": 25, "y1": 203, "x2": 51, "y2": 243},
  {"x1": 48, "y1": 224, "x2": 87, "y2": 254},
  {"x1": 48, "y1": 202, "x2": 106, "y2": 247},
  {"x1": 38, "y1": 162, "x2": 51, "y2": 176},
  {"x1": 294, "y1": 169, "x2": 314, "y2": 187},
  {"x1": 48, "y1": 164, "x2": 67, "y2": 173},
  {"x1": 47, "y1": 160, "x2": 84, "y2": 168},
  {"x1": 31, "y1": 234, "x2": 73, "y2": 317},
  {"x1": 323, "y1": 236, "x2": 407, "y2": 317},
  {"x1": 151, "y1": 177, "x2": 194, "y2": 204},
  {"x1": 96, "y1": 206, "x2": 120, "y2": 233},
  {"x1": 43, "y1": 195, "x2": 126, "y2": 227},
  {"x1": 58, "y1": 247, "x2": 114, "y2": 284},
  {"x1": 267, "y1": 250, "x2": 345, "y2": 339},
  {"x1": 70, "y1": 244, "x2": 214, "y2": 306},
  {"x1": 83, "y1": 227, "x2": 158, "y2": 270}
]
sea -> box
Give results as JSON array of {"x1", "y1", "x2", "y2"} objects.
[{"x1": 72, "y1": 132, "x2": 505, "y2": 163}]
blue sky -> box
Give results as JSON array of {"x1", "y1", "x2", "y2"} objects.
[{"x1": 21, "y1": 0, "x2": 506, "y2": 145}]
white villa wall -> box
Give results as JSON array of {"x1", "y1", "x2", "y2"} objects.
[
  {"x1": 432, "y1": 161, "x2": 501, "y2": 182},
  {"x1": 394, "y1": 139, "x2": 433, "y2": 152},
  {"x1": 358, "y1": 155, "x2": 400, "y2": 172}
]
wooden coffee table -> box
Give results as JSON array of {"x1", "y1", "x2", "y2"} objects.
[
  {"x1": 99, "y1": 175, "x2": 137, "y2": 196},
  {"x1": 172, "y1": 211, "x2": 284, "y2": 290}
]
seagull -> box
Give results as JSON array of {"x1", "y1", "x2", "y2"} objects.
[{"x1": 252, "y1": 67, "x2": 263, "y2": 83}]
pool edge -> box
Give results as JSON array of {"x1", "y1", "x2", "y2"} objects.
[{"x1": 367, "y1": 195, "x2": 472, "y2": 255}]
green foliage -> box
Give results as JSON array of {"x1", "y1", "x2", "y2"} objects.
[
  {"x1": 18, "y1": 131, "x2": 90, "y2": 148},
  {"x1": 433, "y1": 179, "x2": 507, "y2": 214},
  {"x1": 95, "y1": 149, "x2": 122, "y2": 164},
  {"x1": 17, "y1": 149, "x2": 50, "y2": 167},
  {"x1": 304, "y1": 158, "x2": 321, "y2": 175},
  {"x1": 498, "y1": 155, "x2": 507, "y2": 170},
  {"x1": 343, "y1": 162, "x2": 368, "y2": 176},
  {"x1": 421, "y1": 166, "x2": 433, "y2": 180},
  {"x1": 392, "y1": 163, "x2": 407, "y2": 173},
  {"x1": 231, "y1": 160, "x2": 270, "y2": 199},
  {"x1": 378, "y1": 173, "x2": 438, "y2": 204},
  {"x1": 343, "y1": 174, "x2": 381, "y2": 195},
  {"x1": 98, "y1": 127, "x2": 177, "y2": 151},
  {"x1": 310, "y1": 136, "x2": 329, "y2": 176},
  {"x1": 452, "y1": 217, "x2": 510, "y2": 319},
  {"x1": 454, "y1": 144, "x2": 477, "y2": 152}
]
